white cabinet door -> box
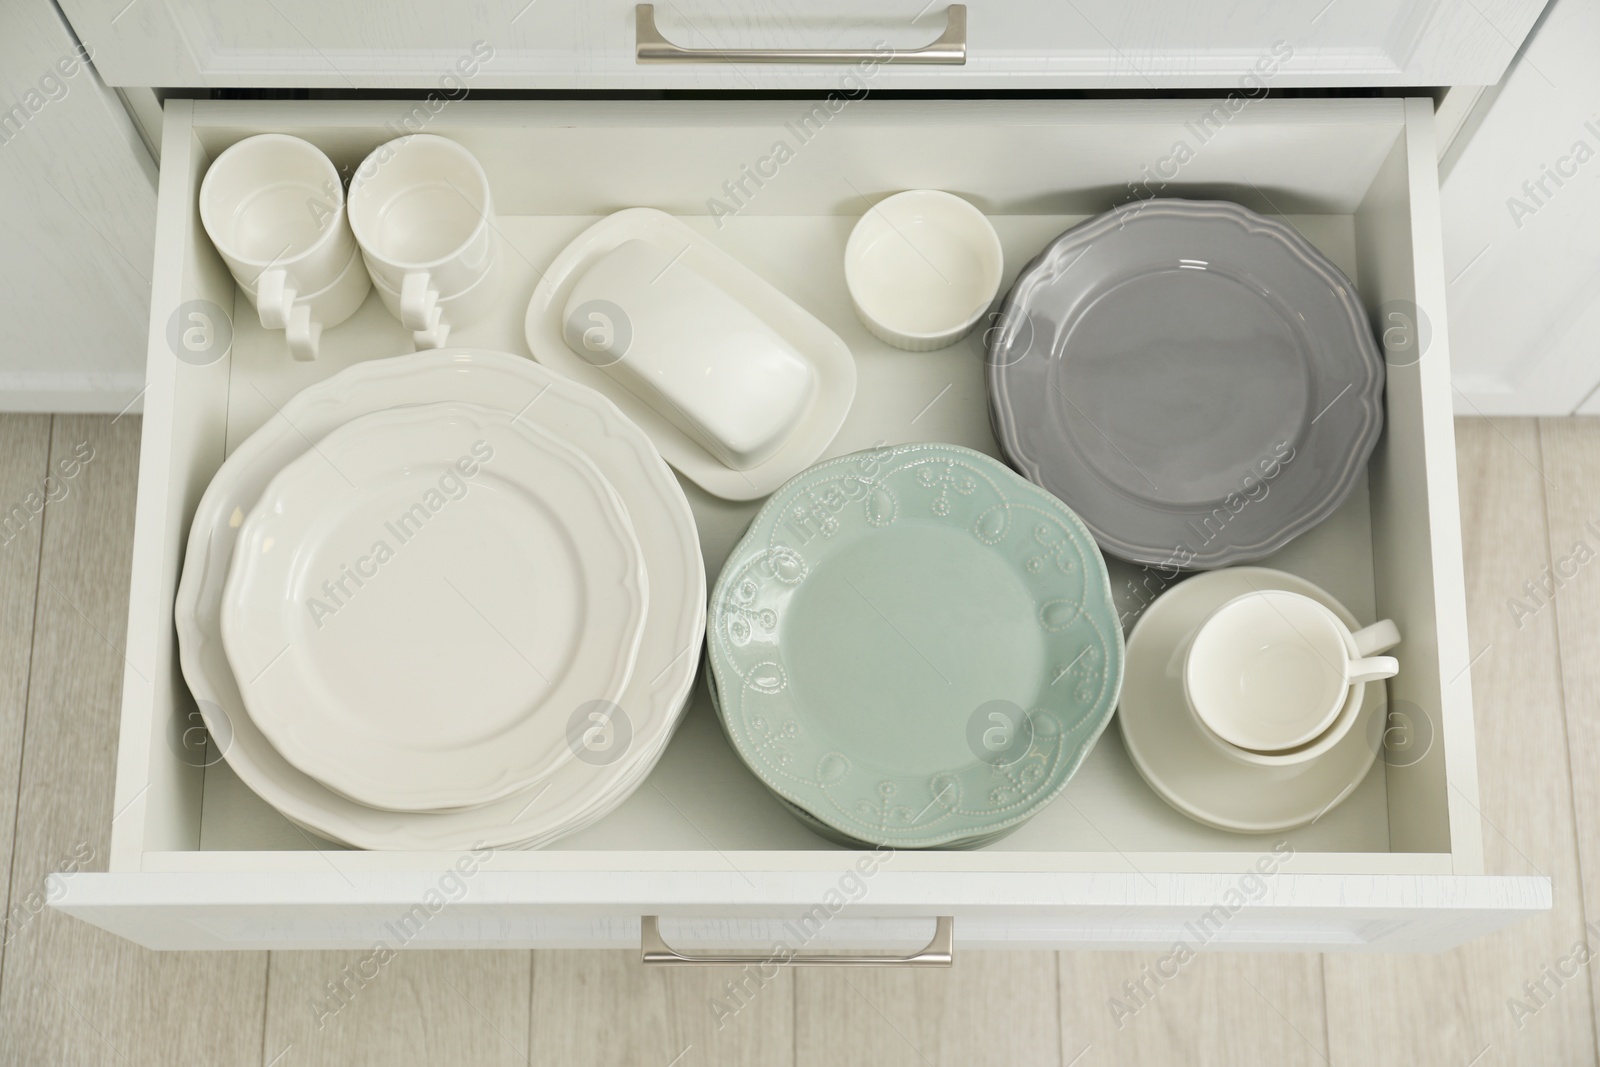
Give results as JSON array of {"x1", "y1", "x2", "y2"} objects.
[
  {"x1": 58, "y1": 0, "x2": 1547, "y2": 91},
  {"x1": 1442, "y1": 0, "x2": 1600, "y2": 415},
  {"x1": 0, "y1": 1, "x2": 154, "y2": 412}
]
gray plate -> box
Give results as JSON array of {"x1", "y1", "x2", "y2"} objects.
[{"x1": 986, "y1": 199, "x2": 1385, "y2": 570}]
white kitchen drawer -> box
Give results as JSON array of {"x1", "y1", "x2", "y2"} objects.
[
  {"x1": 51, "y1": 97, "x2": 1549, "y2": 954},
  {"x1": 60, "y1": 0, "x2": 1547, "y2": 91}
]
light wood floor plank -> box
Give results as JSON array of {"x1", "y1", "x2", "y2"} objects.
[
  {"x1": 795, "y1": 950, "x2": 1059, "y2": 1067},
  {"x1": 263, "y1": 950, "x2": 532, "y2": 1066},
  {"x1": 1536, "y1": 416, "x2": 1600, "y2": 1046},
  {"x1": 530, "y1": 949, "x2": 794, "y2": 1067},
  {"x1": 1057, "y1": 951, "x2": 1327, "y2": 1065},
  {"x1": 0, "y1": 414, "x2": 52, "y2": 978},
  {"x1": 1322, "y1": 417, "x2": 1596, "y2": 1066},
  {"x1": 0, "y1": 416, "x2": 269, "y2": 1067}
]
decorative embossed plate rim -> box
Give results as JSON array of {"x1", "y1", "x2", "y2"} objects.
[{"x1": 708, "y1": 442, "x2": 1123, "y2": 848}]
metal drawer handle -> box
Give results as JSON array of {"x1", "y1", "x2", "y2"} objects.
[
  {"x1": 635, "y1": 4, "x2": 967, "y2": 65},
  {"x1": 640, "y1": 915, "x2": 954, "y2": 966}
]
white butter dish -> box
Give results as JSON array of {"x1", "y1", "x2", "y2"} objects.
[
  {"x1": 525, "y1": 208, "x2": 856, "y2": 501},
  {"x1": 562, "y1": 239, "x2": 814, "y2": 471}
]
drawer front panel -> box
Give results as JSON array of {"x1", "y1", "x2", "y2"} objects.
[
  {"x1": 53, "y1": 871, "x2": 1550, "y2": 951},
  {"x1": 61, "y1": 0, "x2": 1546, "y2": 90}
]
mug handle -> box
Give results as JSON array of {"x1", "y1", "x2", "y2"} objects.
[
  {"x1": 400, "y1": 271, "x2": 440, "y2": 333},
  {"x1": 412, "y1": 320, "x2": 450, "y2": 351},
  {"x1": 1351, "y1": 619, "x2": 1401, "y2": 657},
  {"x1": 285, "y1": 302, "x2": 321, "y2": 362},
  {"x1": 256, "y1": 269, "x2": 297, "y2": 331},
  {"x1": 1348, "y1": 655, "x2": 1400, "y2": 685}
]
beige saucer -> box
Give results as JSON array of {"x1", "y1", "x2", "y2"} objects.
[{"x1": 1118, "y1": 567, "x2": 1382, "y2": 833}]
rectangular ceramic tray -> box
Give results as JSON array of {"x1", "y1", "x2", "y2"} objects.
[{"x1": 51, "y1": 97, "x2": 1549, "y2": 952}]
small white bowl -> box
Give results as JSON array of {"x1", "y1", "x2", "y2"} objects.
[{"x1": 845, "y1": 190, "x2": 1003, "y2": 352}]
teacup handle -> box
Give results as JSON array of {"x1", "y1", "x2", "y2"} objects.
[
  {"x1": 256, "y1": 269, "x2": 297, "y2": 331},
  {"x1": 412, "y1": 320, "x2": 450, "y2": 351},
  {"x1": 285, "y1": 302, "x2": 321, "y2": 362},
  {"x1": 400, "y1": 271, "x2": 440, "y2": 333},
  {"x1": 1348, "y1": 654, "x2": 1400, "y2": 685},
  {"x1": 1351, "y1": 619, "x2": 1401, "y2": 657}
]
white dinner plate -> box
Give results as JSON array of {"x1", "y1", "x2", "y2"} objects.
[
  {"x1": 1117, "y1": 567, "x2": 1381, "y2": 833},
  {"x1": 220, "y1": 402, "x2": 648, "y2": 812},
  {"x1": 175, "y1": 349, "x2": 705, "y2": 850},
  {"x1": 524, "y1": 208, "x2": 857, "y2": 501}
]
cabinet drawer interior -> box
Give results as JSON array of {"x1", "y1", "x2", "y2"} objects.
[{"x1": 114, "y1": 97, "x2": 1476, "y2": 885}]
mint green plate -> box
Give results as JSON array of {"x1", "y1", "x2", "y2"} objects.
[
  {"x1": 707, "y1": 657, "x2": 1025, "y2": 850},
  {"x1": 707, "y1": 443, "x2": 1124, "y2": 848}
]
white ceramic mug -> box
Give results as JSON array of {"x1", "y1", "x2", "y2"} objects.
[
  {"x1": 198, "y1": 134, "x2": 367, "y2": 361},
  {"x1": 1184, "y1": 589, "x2": 1400, "y2": 755},
  {"x1": 347, "y1": 134, "x2": 497, "y2": 349}
]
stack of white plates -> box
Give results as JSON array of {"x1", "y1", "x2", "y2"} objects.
[{"x1": 175, "y1": 348, "x2": 705, "y2": 850}]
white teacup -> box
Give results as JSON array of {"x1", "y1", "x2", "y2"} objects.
[
  {"x1": 348, "y1": 134, "x2": 497, "y2": 349},
  {"x1": 1185, "y1": 589, "x2": 1400, "y2": 756},
  {"x1": 199, "y1": 134, "x2": 368, "y2": 361}
]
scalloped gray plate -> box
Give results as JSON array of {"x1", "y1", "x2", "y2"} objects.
[{"x1": 987, "y1": 199, "x2": 1385, "y2": 570}]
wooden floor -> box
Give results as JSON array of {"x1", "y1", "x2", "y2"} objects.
[{"x1": 1, "y1": 414, "x2": 1597, "y2": 1066}]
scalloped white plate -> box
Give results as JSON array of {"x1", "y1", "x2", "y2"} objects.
[
  {"x1": 220, "y1": 402, "x2": 648, "y2": 812},
  {"x1": 175, "y1": 348, "x2": 704, "y2": 850}
]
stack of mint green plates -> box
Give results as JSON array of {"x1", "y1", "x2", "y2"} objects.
[{"x1": 707, "y1": 443, "x2": 1124, "y2": 848}]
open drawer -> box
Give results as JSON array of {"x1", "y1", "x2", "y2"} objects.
[{"x1": 51, "y1": 97, "x2": 1550, "y2": 953}]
